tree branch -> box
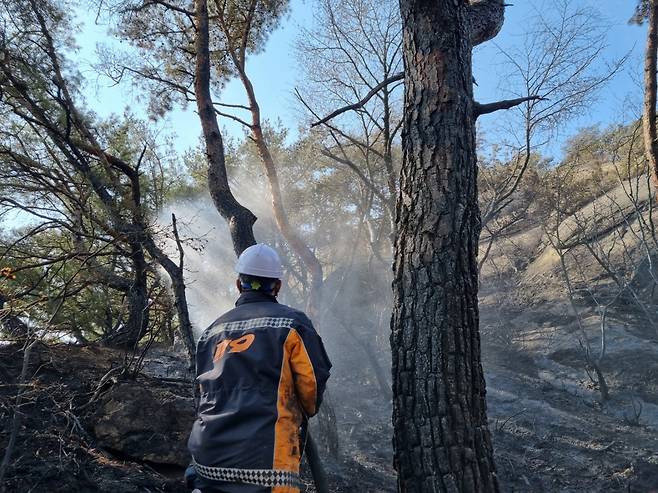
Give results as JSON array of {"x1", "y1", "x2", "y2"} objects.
[
  {"x1": 320, "y1": 148, "x2": 392, "y2": 211},
  {"x1": 474, "y1": 95, "x2": 545, "y2": 116},
  {"x1": 74, "y1": 141, "x2": 138, "y2": 179},
  {"x1": 309, "y1": 72, "x2": 404, "y2": 127},
  {"x1": 295, "y1": 88, "x2": 387, "y2": 160},
  {"x1": 126, "y1": 0, "x2": 194, "y2": 17},
  {"x1": 214, "y1": 109, "x2": 253, "y2": 129}
]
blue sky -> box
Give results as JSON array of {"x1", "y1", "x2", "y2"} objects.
[{"x1": 77, "y1": 0, "x2": 646, "y2": 160}]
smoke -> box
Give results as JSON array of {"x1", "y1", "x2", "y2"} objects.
[
  {"x1": 159, "y1": 172, "x2": 283, "y2": 333},
  {"x1": 159, "y1": 173, "x2": 395, "y2": 392},
  {"x1": 159, "y1": 195, "x2": 237, "y2": 331},
  {"x1": 159, "y1": 169, "x2": 395, "y2": 475},
  {"x1": 159, "y1": 170, "x2": 394, "y2": 354}
]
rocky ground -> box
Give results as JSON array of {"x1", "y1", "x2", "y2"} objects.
[{"x1": 0, "y1": 343, "x2": 189, "y2": 492}]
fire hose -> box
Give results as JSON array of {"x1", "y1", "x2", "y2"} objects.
[{"x1": 300, "y1": 415, "x2": 328, "y2": 493}]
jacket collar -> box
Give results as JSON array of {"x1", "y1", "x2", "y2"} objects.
[{"x1": 235, "y1": 290, "x2": 279, "y2": 306}]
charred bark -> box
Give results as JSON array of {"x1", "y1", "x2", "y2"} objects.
[
  {"x1": 391, "y1": 1, "x2": 502, "y2": 491},
  {"x1": 103, "y1": 271, "x2": 149, "y2": 349},
  {"x1": 644, "y1": 0, "x2": 658, "y2": 191}
]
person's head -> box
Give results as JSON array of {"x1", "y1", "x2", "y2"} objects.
[
  {"x1": 234, "y1": 243, "x2": 283, "y2": 296},
  {"x1": 236, "y1": 273, "x2": 281, "y2": 296}
]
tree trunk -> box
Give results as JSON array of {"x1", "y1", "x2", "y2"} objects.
[
  {"x1": 104, "y1": 242, "x2": 150, "y2": 349},
  {"x1": 391, "y1": 1, "x2": 503, "y2": 491},
  {"x1": 194, "y1": 0, "x2": 257, "y2": 256},
  {"x1": 644, "y1": 0, "x2": 658, "y2": 191},
  {"x1": 0, "y1": 291, "x2": 29, "y2": 339},
  {"x1": 238, "y1": 66, "x2": 324, "y2": 318},
  {"x1": 143, "y1": 236, "x2": 196, "y2": 368}
]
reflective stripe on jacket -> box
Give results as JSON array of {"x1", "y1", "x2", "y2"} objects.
[{"x1": 187, "y1": 290, "x2": 332, "y2": 493}]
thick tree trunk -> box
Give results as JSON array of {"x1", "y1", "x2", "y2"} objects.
[
  {"x1": 194, "y1": 0, "x2": 257, "y2": 256},
  {"x1": 644, "y1": 0, "x2": 658, "y2": 191},
  {"x1": 391, "y1": 1, "x2": 502, "y2": 491}
]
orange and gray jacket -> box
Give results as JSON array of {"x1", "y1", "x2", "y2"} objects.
[{"x1": 187, "y1": 290, "x2": 332, "y2": 492}]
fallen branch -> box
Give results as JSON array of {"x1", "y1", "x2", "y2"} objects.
[
  {"x1": 494, "y1": 407, "x2": 527, "y2": 433},
  {"x1": 475, "y1": 95, "x2": 546, "y2": 116},
  {"x1": 76, "y1": 365, "x2": 123, "y2": 412},
  {"x1": 308, "y1": 72, "x2": 404, "y2": 127},
  {"x1": 595, "y1": 441, "x2": 616, "y2": 452}
]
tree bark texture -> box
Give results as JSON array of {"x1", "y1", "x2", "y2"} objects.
[
  {"x1": 391, "y1": 1, "x2": 502, "y2": 491},
  {"x1": 194, "y1": 0, "x2": 257, "y2": 256},
  {"x1": 644, "y1": 0, "x2": 658, "y2": 191}
]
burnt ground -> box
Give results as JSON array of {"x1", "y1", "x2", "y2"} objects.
[
  {"x1": 2, "y1": 312, "x2": 658, "y2": 493},
  {"x1": 0, "y1": 342, "x2": 396, "y2": 493},
  {"x1": 487, "y1": 361, "x2": 658, "y2": 492},
  {"x1": 480, "y1": 294, "x2": 658, "y2": 493},
  {"x1": 0, "y1": 343, "x2": 185, "y2": 493}
]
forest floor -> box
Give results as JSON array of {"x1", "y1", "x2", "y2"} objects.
[
  {"x1": 481, "y1": 292, "x2": 658, "y2": 493},
  {"x1": 311, "y1": 292, "x2": 658, "y2": 492},
  {"x1": 2, "y1": 297, "x2": 658, "y2": 492}
]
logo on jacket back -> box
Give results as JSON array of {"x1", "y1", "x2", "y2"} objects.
[{"x1": 213, "y1": 334, "x2": 256, "y2": 362}]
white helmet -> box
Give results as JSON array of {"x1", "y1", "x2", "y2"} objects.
[{"x1": 235, "y1": 243, "x2": 284, "y2": 279}]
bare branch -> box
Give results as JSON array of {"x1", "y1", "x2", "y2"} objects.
[
  {"x1": 320, "y1": 148, "x2": 392, "y2": 211},
  {"x1": 475, "y1": 95, "x2": 546, "y2": 116},
  {"x1": 214, "y1": 109, "x2": 253, "y2": 129},
  {"x1": 309, "y1": 72, "x2": 404, "y2": 127},
  {"x1": 127, "y1": 0, "x2": 194, "y2": 17}
]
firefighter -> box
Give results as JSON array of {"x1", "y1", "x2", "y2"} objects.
[{"x1": 187, "y1": 243, "x2": 332, "y2": 493}]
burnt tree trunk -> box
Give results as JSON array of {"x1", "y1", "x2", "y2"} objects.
[
  {"x1": 644, "y1": 0, "x2": 658, "y2": 191},
  {"x1": 391, "y1": 1, "x2": 504, "y2": 491},
  {"x1": 102, "y1": 152, "x2": 150, "y2": 350},
  {"x1": 194, "y1": 0, "x2": 257, "y2": 256},
  {"x1": 104, "y1": 239, "x2": 149, "y2": 349}
]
